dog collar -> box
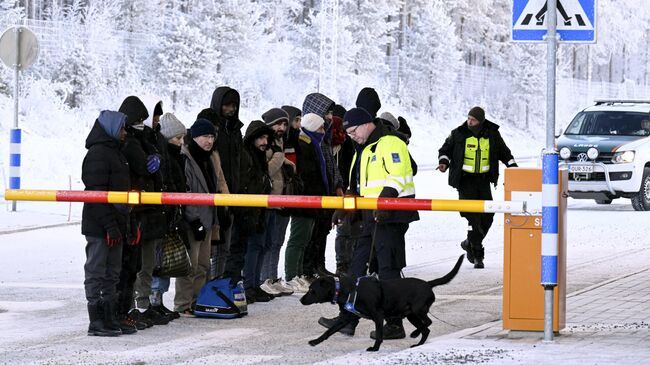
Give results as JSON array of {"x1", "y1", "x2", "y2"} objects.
[{"x1": 331, "y1": 277, "x2": 341, "y2": 304}]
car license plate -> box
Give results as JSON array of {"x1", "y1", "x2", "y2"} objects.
[{"x1": 569, "y1": 165, "x2": 594, "y2": 173}]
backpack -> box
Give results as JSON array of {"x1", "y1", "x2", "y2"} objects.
[{"x1": 194, "y1": 278, "x2": 248, "y2": 319}]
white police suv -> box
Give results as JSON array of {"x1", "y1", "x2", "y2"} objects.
[{"x1": 556, "y1": 100, "x2": 650, "y2": 210}]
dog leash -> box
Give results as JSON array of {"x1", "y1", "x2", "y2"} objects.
[
  {"x1": 428, "y1": 310, "x2": 460, "y2": 328},
  {"x1": 367, "y1": 223, "x2": 406, "y2": 278}
]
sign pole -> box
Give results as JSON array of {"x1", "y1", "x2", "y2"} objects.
[
  {"x1": 11, "y1": 27, "x2": 22, "y2": 212},
  {"x1": 542, "y1": 0, "x2": 559, "y2": 343}
]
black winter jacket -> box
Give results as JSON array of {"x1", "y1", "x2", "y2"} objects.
[
  {"x1": 293, "y1": 131, "x2": 329, "y2": 218},
  {"x1": 236, "y1": 120, "x2": 273, "y2": 233},
  {"x1": 438, "y1": 119, "x2": 516, "y2": 189},
  {"x1": 81, "y1": 120, "x2": 130, "y2": 238},
  {"x1": 121, "y1": 126, "x2": 167, "y2": 240},
  {"x1": 210, "y1": 86, "x2": 244, "y2": 194}
]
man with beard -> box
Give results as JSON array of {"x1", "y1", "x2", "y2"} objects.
[
  {"x1": 259, "y1": 108, "x2": 295, "y2": 296},
  {"x1": 208, "y1": 87, "x2": 243, "y2": 282},
  {"x1": 437, "y1": 106, "x2": 517, "y2": 269},
  {"x1": 237, "y1": 120, "x2": 274, "y2": 303}
]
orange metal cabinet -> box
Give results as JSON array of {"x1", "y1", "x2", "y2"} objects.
[{"x1": 503, "y1": 168, "x2": 567, "y2": 332}]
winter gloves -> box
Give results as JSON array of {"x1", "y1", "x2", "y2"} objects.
[
  {"x1": 105, "y1": 224, "x2": 122, "y2": 247},
  {"x1": 128, "y1": 222, "x2": 141, "y2": 246},
  {"x1": 190, "y1": 219, "x2": 206, "y2": 241},
  {"x1": 331, "y1": 209, "x2": 348, "y2": 226},
  {"x1": 146, "y1": 154, "x2": 161, "y2": 174}
]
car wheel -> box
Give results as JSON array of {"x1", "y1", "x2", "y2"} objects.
[
  {"x1": 595, "y1": 199, "x2": 612, "y2": 205},
  {"x1": 631, "y1": 167, "x2": 650, "y2": 211}
]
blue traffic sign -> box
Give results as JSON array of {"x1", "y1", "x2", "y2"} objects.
[{"x1": 512, "y1": 0, "x2": 596, "y2": 42}]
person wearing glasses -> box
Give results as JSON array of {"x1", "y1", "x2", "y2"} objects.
[{"x1": 321, "y1": 106, "x2": 419, "y2": 340}]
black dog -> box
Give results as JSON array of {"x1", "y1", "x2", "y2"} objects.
[{"x1": 300, "y1": 255, "x2": 464, "y2": 351}]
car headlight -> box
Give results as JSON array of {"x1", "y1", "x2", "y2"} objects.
[
  {"x1": 587, "y1": 147, "x2": 599, "y2": 160},
  {"x1": 612, "y1": 150, "x2": 635, "y2": 163},
  {"x1": 559, "y1": 147, "x2": 571, "y2": 159}
]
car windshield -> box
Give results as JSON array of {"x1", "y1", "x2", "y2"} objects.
[{"x1": 565, "y1": 111, "x2": 650, "y2": 136}]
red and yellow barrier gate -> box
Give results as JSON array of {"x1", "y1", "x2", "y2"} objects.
[{"x1": 4, "y1": 189, "x2": 527, "y2": 214}]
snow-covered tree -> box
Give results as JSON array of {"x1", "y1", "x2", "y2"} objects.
[
  {"x1": 398, "y1": 0, "x2": 461, "y2": 115},
  {"x1": 152, "y1": 9, "x2": 219, "y2": 110}
]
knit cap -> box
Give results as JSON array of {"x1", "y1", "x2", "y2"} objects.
[
  {"x1": 468, "y1": 106, "x2": 485, "y2": 123},
  {"x1": 379, "y1": 112, "x2": 399, "y2": 130},
  {"x1": 159, "y1": 113, "x2": 187, "y2": 139},
  {"x1": 343, "y1": 107, "x2": 373, "y2": 129},
  {"x1": 190, "y1": 118, "x2": 216, "y2": 138},
  {"x1": 262, "y1": 108, "x2": 289, "y2": 126},
  {"x1": 301, "y1": 113, "x2": 325, "y2": 132}
]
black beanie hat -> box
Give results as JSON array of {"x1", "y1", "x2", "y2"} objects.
[
  {"x1": 281, "y1": 105, "x2": 301, "y2": 122},
  {"x1": 468, "y1": 106, "x2": 485, "y2": 123},
  {"x1": 343, "y1": 107, "x2": 373, "y2": 129},
  {"x1": 190, "y1": 118, "x2": 216, "y2": 138},
  {"x1": 333, "y1": 104, "x2": 347, "y2": 119},
  {"x1": 355, "y1": 87, "x2": 381, "y2": 118},
  {"x1": 262, "y1": 108, "x2": 289, "y2": 126}
]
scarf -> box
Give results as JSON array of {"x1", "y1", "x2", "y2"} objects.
[
  {"x1": 301, "y1": 127, "x2": 330, "y2": 194},
  {"x1": 188, "y1": 140, "x2": 217, "y2": 193}
]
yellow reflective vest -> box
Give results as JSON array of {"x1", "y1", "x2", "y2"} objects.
[
  {"x1": 462, "y1": 136, "x2": 490, "y2": 173},
  {"x1": 352, "y1": 135, "x2": 415, "y2": 198}
]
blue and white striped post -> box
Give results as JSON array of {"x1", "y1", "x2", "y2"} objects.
[
  {"x1": 542, "y1": 153, "x2": 559, "y2": 286},
  {"x1": 542, "y1": 0, "x2": 558, "y2": 342},
  {"x1": 9, "y1": 128, "x2": 21, "y2": 211}
]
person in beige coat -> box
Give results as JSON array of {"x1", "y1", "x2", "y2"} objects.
[
  {"x1": 174, "y1": 119, "x2": 227, "y2": 315},
  {"x1": 259, "y1": 108, "x2": 296, "y2": 296}
]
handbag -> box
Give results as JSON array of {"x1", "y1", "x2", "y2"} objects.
[
  {"x1": 153, "y1": 231, "x2": 192, "y2": 277},
  {"x1": 194, "y1": 278, "x2": 248, "y2": 319}
]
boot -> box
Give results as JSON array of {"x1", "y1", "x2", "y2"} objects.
[
  {"x1": 87, "y1": 303, "x2": 121, "y2": 337},
  {"x1": 150, "y1": 291, "x2": 179, "y2": 320},
  {"x1": 153, "y1": 304, "x2": 180, "y2": 320},
  {"x1": 128, "y1": 308, "x2": 153, "y2": 328},
  {"x1": 316, "y1": 265, "x2": 336, "y2": 277},
  {"x1": 102, "y1": 299, "x2": 129, "y2": 335},
  {"x1": 141, "y1": 307, "x2": 170, "y2": 325},
  {"x1": 318, "y1": 316, "x2": 356, "y2": 336},
  {"x1": 370, "y1": 318, "x2": 405, "y2": 340},
  {"x1": 335, "y1": 263, "x2": 349, "y2": 276},
  {"x1": 460, "y1": 240, "x2": 474, "y2": 264},
  {"x1": 473, "y1": 246, "x2": 485, "y2": 269}
]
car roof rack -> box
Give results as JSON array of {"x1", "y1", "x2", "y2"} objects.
[{"x1": 593, "y1": 99, "x2": 650, "y2": 106}]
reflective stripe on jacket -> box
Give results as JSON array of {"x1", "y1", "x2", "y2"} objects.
[{"x1": 354, "y1": 135, "x2": 415, "y2": 198}]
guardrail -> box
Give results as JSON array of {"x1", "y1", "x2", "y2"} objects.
[{"x1": 4, "y1": 189, "x2": 527, "y2": 214}]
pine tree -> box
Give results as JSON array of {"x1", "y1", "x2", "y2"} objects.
[
  {"x1": 398, "y1": 0, "x2": 461, "y2": 114},
  {"x1": 152, "y1": 10, "x2": 219, "y2": 110}
]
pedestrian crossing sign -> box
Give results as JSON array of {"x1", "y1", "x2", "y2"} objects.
[{"x1": 512, "y1": 0, "x2": 596, "y2": 42}]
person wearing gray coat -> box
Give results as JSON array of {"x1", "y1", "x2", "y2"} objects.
[{"x1": 174, "y1": 119, "x2": 226, "y2": 315}]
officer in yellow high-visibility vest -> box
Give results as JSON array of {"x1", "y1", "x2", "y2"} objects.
[
  {"x1": 333, "y1": 106, "x2": 419, "y2": 340},
  {"x1": 437, "y1": 107, "x2": 517, "y2": 269}
]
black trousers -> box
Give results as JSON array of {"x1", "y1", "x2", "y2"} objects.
[
  {"x1": 302, "y1": 214, "x2": 332, "y2": 276},
  {"x1": 116, "y1": 243, "x2": 141, "y2": 315},
  {"x1": 348, "y1": 210, "x2": 408, "y2": 281},
  {"x1": 458, "y1": 174, "x2": 494, "y2": 252}
]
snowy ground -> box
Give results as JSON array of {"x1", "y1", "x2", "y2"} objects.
[{"x1": 1, "y1": 155, "x2": 648, "y2": 364}]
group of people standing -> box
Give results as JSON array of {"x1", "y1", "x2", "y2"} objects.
[{"x1": 80, "y1": 84, "x2": 516, "y2": 340}]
